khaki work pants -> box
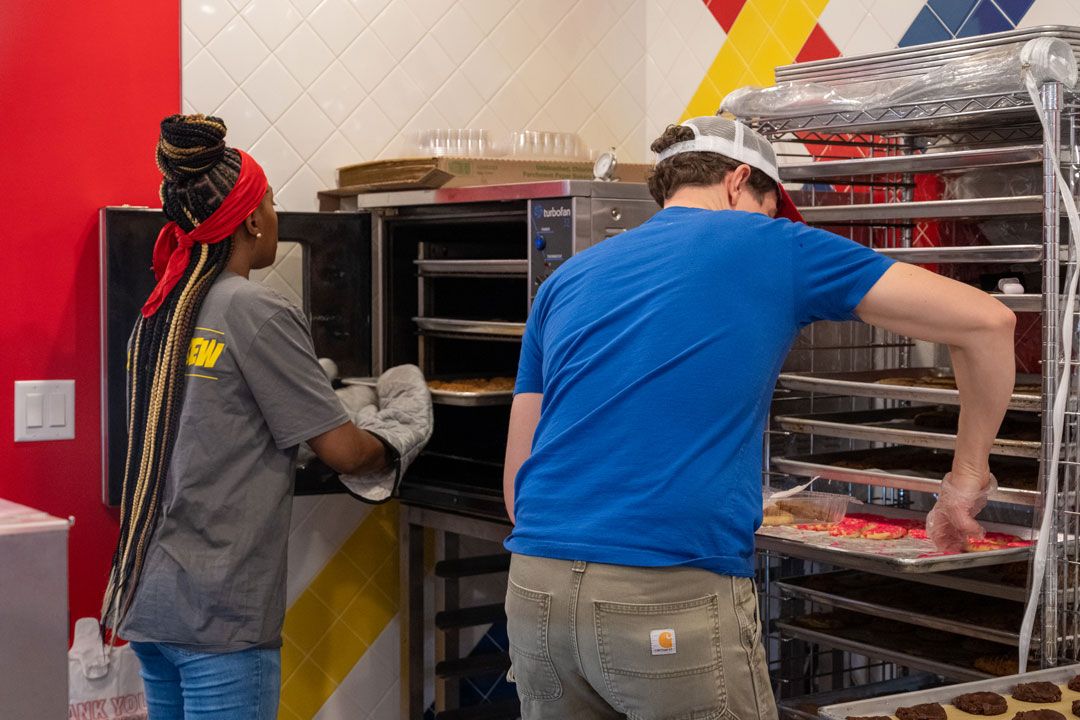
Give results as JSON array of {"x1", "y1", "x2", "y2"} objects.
[{"x1": 505, "y1": 553, "x2": 778, "y2": 720}]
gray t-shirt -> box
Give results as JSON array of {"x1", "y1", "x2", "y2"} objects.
[{"x1": 121, "y1": 272, "x2": 348, "y2": 651}]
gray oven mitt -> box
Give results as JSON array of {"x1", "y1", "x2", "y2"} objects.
[{"x1": 339, "y1": 364, "x2": 433, "y2": 503}]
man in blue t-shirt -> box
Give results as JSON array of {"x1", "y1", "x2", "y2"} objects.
[{"x1": 502, "y1": 117, "x2": 1016, "y2": 720}]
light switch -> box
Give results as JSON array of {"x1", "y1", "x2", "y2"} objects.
[
  {"x1": 14, "y1": 380, "x2": 75, "y2": 442},
  {"x1": 46, "y1": 393, "x2": 66, "y2": 427},
  {"x1": 26, "y1": 393, "x2": 44, "y2": 428}
]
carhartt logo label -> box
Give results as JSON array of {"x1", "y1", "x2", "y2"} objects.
[{"x1": 650, "y1": 629, "x2": 676, "y2": 655}]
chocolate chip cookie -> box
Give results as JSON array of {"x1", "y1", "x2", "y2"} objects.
[
  {"x1": 896, "y1": 703, "x2": 947, "y2": 720},
  {"x1": 1012, "y1": 682, "x2": 1062, "y2": 703},
  {"x1": 954, "y1": 691, "x2": 1009, "y2": 716},
  {"x1": 1012, "y1": 711, "x2": 1065, "y2": 720}
]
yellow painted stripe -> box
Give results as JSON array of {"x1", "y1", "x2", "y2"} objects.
[
  {"x1": 279, "y1": 501, "x2": 400, "y2": 719},
  {"x1": 185, "y1": 373, "x2": 218, "y2": 380},
  {"x1": 682, "y1": 0, "x2": 824, "y2": 121},
  {"x1": 196, "y1": 326, "x2": 225, "y2": 335}
]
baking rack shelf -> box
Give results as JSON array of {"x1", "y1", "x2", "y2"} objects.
[
  {"x1": 775, "y1": 620, "x2": 992, "y2": 682},
  {"x1": 776, "y1": 571, "x2": 1024, "y2": 646}
]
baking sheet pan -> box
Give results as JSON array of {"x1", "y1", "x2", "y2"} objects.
[
  {"x1": 820, "y1": 663, "x2": 1080, "y2": 720},
  {"x1": 776, "y1": 570, "x2": 1024, "y2": 646},
  {"x1": 777, "y1": 367, "x2": 1041, "y2": 412},
  {"x1": 756, "y1": 504, "x2": 1033, "y2": 573},
  {"x1": 777, "y1": 675, "x2": 946, "y2": 720},
  {"x1": 775, "y1": 406, "x2": 1041, "y2": 458},
  {"x1": 771, "y1": 447, "x2": 1039, "y2": 506},
  {"x1": 775, "y1": 620, "x2": 992, "y2": 682},
  {"x1": 413, "y1": 317, "x2": 525, "y2": 339},
  {"x1": 341, "y1": 377, "x2": 513, "y2": 406}
]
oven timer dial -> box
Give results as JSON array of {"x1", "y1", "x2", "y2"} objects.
[
  {"x1": 535, "y1": 236, "x2": 547, "y2": 250},
  {"x1": 593, "y1": 148, "x2": 618, "y2": 182}
]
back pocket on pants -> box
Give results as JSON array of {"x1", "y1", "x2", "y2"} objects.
[
  {"x1": 595, "y1": 594, "x2": 727, "y2": 720},
  {"x1": 505, "y1": 577, "x2": 561, "y2": 701}
]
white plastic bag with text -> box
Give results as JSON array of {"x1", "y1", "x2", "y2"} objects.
[{"x1": 68, "y1": 617, "x2": 148, "y2": 720}]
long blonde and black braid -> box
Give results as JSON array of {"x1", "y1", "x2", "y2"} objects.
[{"x1": 102, "y1": 114, "x2": 242, "y2": 637}]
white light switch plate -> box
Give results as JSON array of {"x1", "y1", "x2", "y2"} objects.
[{"x1": 14, "y1": 380, "x2": 74, "y2": 442}]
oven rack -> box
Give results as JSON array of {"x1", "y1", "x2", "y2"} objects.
[
  {"x1": 776, "y1": 571, "x2": 1024, "y2": 646},
  {"x1": 414, "y1": 259, "x2": 527, "y2": 278},
  {"x1": 775, "y1": 406, "x2": 1042, "y2": 459},
  {"x1": 342, "y1": 376, "x2": 513, "y2": 407},
  {"x1": 413, "y1": 317, "x2": 524, "y2": 341},
  {"x1": 778, "y1": 367, "x2": 1042, "y2": 411},
  {"x1": 775, "y1": 620, "x2": 992, "y2": 682},
  {"x1": 771, "y1": 448, "x2": 1039, "y2": 506}
]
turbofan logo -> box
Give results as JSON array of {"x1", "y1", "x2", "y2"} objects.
[{"x1": 542, "y1": 207, "x2": 571, "y2": 218}]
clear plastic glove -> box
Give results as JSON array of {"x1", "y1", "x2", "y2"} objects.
[
  {"x1": 340, "y1": 365, "x2": 433, "y2": 503},
  {"x1": 926, "y1": 472, "x2": 998, "y2": 552}
]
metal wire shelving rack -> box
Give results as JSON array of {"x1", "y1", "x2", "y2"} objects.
[{"x1": 743, "y1": 75, "x2": 1080, "y2": 708}]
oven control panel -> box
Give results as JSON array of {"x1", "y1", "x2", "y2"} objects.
[{"x1": 528, "y1": 198, "x2": 576, "y2": 306}]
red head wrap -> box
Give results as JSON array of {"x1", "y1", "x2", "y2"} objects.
[{"x1": 141, "y1": 150, "x2": 268, "y2": 318}]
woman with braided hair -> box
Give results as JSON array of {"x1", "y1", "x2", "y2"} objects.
[{"x1": 102, "y1": 114, "x2": 432, "y2": 719}]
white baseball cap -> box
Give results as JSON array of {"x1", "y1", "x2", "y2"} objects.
[{"x1": 655, "y1": 116, "x2": 803, "y2": 223}]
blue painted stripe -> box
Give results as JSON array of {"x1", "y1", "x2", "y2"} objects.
[
  {"x1": 899, "y1": 5, "x2": 954, "y2": 47},
  {"x1": 957, "y1": 0, "x2": 1013, "y2": 37}
]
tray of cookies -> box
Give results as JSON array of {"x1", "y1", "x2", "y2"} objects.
[
  {"x1": 819, "y1": 662, "x2": 1080, "y2": 720},
  {"x1": 756, "y1": 502, "x2": 1034, "y2": 574},
  {"x1": 775, "y1": 406, "x2": 1042, "y2": 459},
  {"x1": 777, "y1": 368, "x2": 1041, "y2": 412},
  {"x1": 776, "y1": 570, "x2": 1025, "y2": 646},
  {"x1": 772, "y1": 448, "x2": 1039, "y2": 506}
]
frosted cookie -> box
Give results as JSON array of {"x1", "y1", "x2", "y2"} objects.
[
  {"x1": 985, "y1": 532, "x2": 1022, "y2": 544},
  {"x1": 954, "y1": 691, "x2": 1008, "y2": 716},
  {"x1": 896, "y1": 702, "x2": 947, "y2": 720},
  {"x1": 965, "y1": 539, "x2": 1007, "y2": 553},
  {"x1": 795, "y1": 522, "x2": 833, "y2": 531},
  {"x1": 908, "y1": 528, "x2": 930, "y2": 540},
  {"x1": 859, "y1": 522, "x2": 907, "y2": 540},
  {"x1": 829, "y1": 519, "x2": 868, "y2": 537},
  {"x1": 1012, "y1": 682, "x2": 1061, "y2": 703}
]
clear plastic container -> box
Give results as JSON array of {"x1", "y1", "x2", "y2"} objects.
[
  {"x1": 763, "y1": 491, "x2": 850, "y2": 526},
  {"x1": 408, "y1": 128, "x2": 498, "y2": 157},
  {"x1": 505, "y1": 130, "x2": 589, "y2": 160}
]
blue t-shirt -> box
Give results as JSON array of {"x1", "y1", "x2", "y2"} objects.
[{"x1": 506, "y1": 207, "x2": 895, "y2": 577}]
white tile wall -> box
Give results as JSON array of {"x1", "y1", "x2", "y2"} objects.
[{"x1": 182, "y1": 0, "x2": 720, "y2": 211}]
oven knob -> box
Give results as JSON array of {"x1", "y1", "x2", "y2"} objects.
[{"x1": 535, "y1": 236, "x2": 546, "y2": 250}]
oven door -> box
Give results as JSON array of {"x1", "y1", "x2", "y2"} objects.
[{"x1": 99, "y1": 207, "x2": 372, "y2": 505}]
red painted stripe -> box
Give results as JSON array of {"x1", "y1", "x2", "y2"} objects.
[{"x1": 705, "y1": 0, "x2": 746, "y2": 33}]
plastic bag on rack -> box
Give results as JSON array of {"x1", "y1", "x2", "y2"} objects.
[
  {"x1": 720, "y1": 81, "x2": 876, "y2": 119},
  {"x1": 879, "y1": 38, "x2": 1077, "y2": 106}
]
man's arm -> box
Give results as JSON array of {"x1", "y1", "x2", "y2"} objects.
[
  {"x1": 855, "y1": 262, "x2": 1016, "y2": 483},
  {"x1": 307, "y1": 423, "x2": 388, "y2": 476},
  {"x1": 503, "y1": 393, "x2": 543, "y2": 524}
]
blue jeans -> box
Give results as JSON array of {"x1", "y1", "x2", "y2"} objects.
[{"x1": 128, "y1": 642, "x2": 280, "y2": 720}]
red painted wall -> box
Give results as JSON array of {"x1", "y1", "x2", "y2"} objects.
[{"x1": 0, "y1": 2, "x2": 179, "y2": 637}]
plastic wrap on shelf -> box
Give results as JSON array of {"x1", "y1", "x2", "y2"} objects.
[
  {"x1": 944, "y1": 166, "x2": 1043, "y2": 247},
  {"x1": 723, "y1": 39, "x2": 1077, "y2": 120},
  {"x1": 720, "y1": 81, "x2": 885, "y2": 119}
]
